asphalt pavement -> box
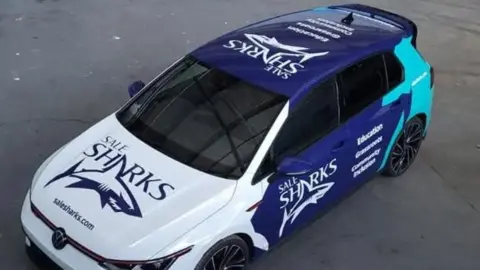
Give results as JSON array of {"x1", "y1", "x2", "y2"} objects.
[{"x1": 1, "y1": 0, "x2": 480, "y2": 269}]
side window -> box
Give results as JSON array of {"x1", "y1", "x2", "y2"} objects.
[
  {"x1": 253, "y1": 79, "x2": 340, "y2": 181},
  {"x1": 384, "y1": 52, "x2": 404, "y2": 90},
  {"x1": 338, "y1": 54, "x2": 387, "y2": 122}
]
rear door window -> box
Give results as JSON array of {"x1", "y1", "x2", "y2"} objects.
[{"x1": 337, "y1": 54, "x2": 387, "y2": 122}]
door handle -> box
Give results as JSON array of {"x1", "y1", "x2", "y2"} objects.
[
  {"x1": 331, "y1": 140, "x2": 346, "y2": 153},
  {"x1": 391, "y1": 99, "x2": 402, "y2": 108}
]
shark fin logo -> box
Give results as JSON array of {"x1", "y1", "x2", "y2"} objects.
[
  {"x1": 45, "y1": 159, "x2": 143, "y2": 218},
  {"x1": 244, "y1": 34, "x2": 329, "y2": 63},
  {"x1": 43, "y1": 137, "x2": 176, "y2": 218},
  {"x1": 279, "y1": 182, "x2": 334, "y2": 237},
  {"x1": 277, "y1": 158, "x2": 337, "y2": 237},
  {"x1": 223, "y1": 33, "x2": 329, "y2": 79}
]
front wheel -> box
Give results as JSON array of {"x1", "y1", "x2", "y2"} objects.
[
  {"x1": 195, "y1": 235, "x2": 250, "y2": 270},
  {"x1": 382, "y1": 116, "x2": 425, "y2": 177}
]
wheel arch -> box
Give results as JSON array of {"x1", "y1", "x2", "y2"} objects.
[
  {"x1": 415, "y1": 113, "x2": 427, "y2": 128},
  {"x1": 410, "y1": 112, "x2": 428, "y2": 137},
  {"x1": 414, "y1": 112, "x2": 427, "y2": 127},
  {"x1": 236, "y1": 233, "x2": 255, "y2": 260},
  {"x1": 156, "y1": 202, "x2": 269, "y2": 268}
]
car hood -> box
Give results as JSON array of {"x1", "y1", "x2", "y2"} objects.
[{"x1": 30, "y1": 114, "x2": 237, "y2": 260}]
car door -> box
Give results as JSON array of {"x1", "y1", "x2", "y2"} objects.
[
  {"x1": 337, "y1": 52, "x2": 408, "y2": 184},
  {"x1": 250, "y1": 78, "x2": 357, "y2": 247}
]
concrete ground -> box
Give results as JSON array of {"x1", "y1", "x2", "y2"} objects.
[{"x1": 1, "y1": 0, "x2": 479, "y2": 269}]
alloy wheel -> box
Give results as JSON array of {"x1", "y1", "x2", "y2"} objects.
[
  {"x1": 391, "y1": 121, "x2": 423, "y2": 175},
  {"x1": 204, "y1": 244, "x2": 246, "y2": 270}
]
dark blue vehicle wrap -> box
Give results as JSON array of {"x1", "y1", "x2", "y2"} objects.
[
  {"x1": 192, "y1": 6, "x2": 405, "y2": 104},
  {"x1": 251, "y1": 92, "x2": 412, "y2": 249},
  {"x1": 192, "y1": 3, "x2": 432, "y2": 257}
]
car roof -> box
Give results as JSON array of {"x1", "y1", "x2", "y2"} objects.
[{"x1": 191, "y1": 6, "x2": 408, "y2": 103}]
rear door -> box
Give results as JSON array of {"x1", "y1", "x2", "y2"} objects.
[{"x1": 337, "y1": 52, "x2": 408, "y2": 184}]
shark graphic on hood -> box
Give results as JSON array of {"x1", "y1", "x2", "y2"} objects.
[{"x1": 44, "y1": 159, "x2": 143, "y2": 218}]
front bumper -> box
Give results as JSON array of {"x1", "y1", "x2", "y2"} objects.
[
  {"x1": 21, "y1": 191, "x2": 104, "y2": 270},
  {"x1": 21, "y1": 190, "x2": 201, "y2": 270},
  {"x1": 25, "y1": 236, "x2": 62, "y2": 270}
]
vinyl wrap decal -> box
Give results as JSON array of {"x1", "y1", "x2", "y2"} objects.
[
  {"x1": 250, "y1": 37, "x2": 432, "y2": 254},
  {"x1": 380, "y1": 37, "x2": 432, "y2": 169},
  {"x1": 43, "y1": 136, "x2": 176, "y2": 219}
]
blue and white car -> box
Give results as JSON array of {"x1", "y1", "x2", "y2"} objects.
[{"x1": 21, "y1": 4, "x2": 434, "y2": 270}]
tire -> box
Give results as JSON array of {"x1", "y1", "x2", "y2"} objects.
[
  {"x1": 382, "y1": 116, "x2": 425, "y2": 177},
  {"x1": 194, "y1": 235, "x2": 250, "y2": 270}
]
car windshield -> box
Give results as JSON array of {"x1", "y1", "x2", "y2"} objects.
[{"x1": 117, "y1": 55, "x2": 288, "y2": 179}]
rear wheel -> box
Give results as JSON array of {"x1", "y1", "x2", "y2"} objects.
[
  {"x1": 382, "y1": 117, "x2": 424, "y2": 177},
  {"x1": 195, "y1": 235, "x2": 249, "y2": 270}
]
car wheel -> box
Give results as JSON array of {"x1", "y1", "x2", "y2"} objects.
[
  {"x1": 382, "y1": 116, "x2": 424, "y2": 177},
  {"x1": 195, "y1": 235, "x2": 249, "y2": 270}
]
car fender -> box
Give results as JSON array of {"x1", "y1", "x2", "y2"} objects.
[{"x1": 155, "y1": 190, "x2": 268, "y2": 268}]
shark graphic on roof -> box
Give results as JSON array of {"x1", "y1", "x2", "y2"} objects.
[
  {"x1": 244, "y1": 33, "x2": 329, "y2": 64},
  {"x1": 223, "y1": 33, "x2": 329, "y2": 79}
]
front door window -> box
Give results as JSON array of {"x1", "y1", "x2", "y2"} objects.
[{"x1": 251, "y1": 78, "x2": 346, "y2": 246}]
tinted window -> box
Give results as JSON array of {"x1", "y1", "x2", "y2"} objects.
[
  {"x1": 117, "y1": 56, "x2": 288, "y2": 179},
  {"x1": 254, "y1": 79, "x2": 339, "y2": 180},
  {"x1": 338, "y1": 54, "x2": 387, "y2": 121},
  {"x1": 384, "y1": 52, "x2": 404, "y2": 90},
  {"x1": 273, "y1": 78, "x2": 339, "y2": 158}
]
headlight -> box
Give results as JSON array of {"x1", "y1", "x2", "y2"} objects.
[
  {"x1": 133, "y1": 258, "x2": 176, "y2": 270},
  {"x1": 101, "y1": 246, "x2": 193, "y2": 270}
]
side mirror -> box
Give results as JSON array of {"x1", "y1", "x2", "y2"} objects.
[
  {"x1": 128, "y1": 80, "x2": 146, "y2": 98},
  {"x1": 277, "y1": 156, "x2": 313, "y2": 176},
  {"x1": 267, "y1": 156, "x2": 313, "y2": 183}
]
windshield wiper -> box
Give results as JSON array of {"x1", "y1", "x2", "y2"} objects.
[
  {"x1": 216, "y1": 90, "x2": 260, "y2": 144},
  {"x1": 193, "y1": 77, "x2": 246, "y2": 173}
]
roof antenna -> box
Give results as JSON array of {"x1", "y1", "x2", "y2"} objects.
[{"x1": 341, "y1": 12, "x2": 354, "y2": 26}]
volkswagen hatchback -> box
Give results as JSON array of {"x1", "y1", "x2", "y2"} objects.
[{"x1": 21, "y1": 4, "x2": 434, "y2": 270}]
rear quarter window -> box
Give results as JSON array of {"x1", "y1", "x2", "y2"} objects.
[{"x1": 383, "y1": 52, "x2": 404, "y2": 90}]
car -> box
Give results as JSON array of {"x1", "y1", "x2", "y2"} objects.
[{"x1": 21, "y1": 3, "x2": 434, "y2": 270}]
